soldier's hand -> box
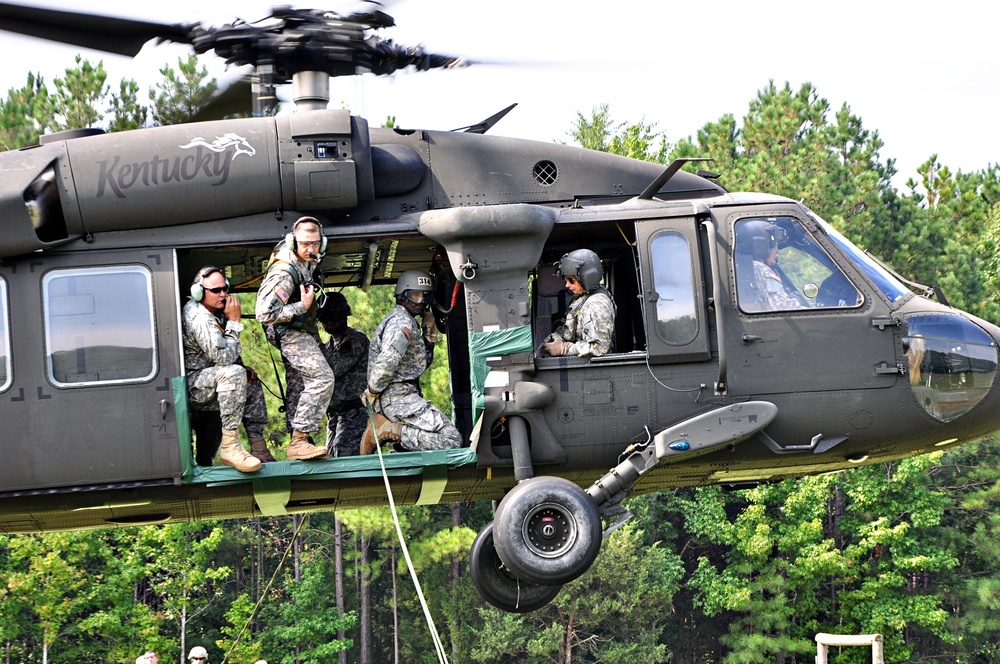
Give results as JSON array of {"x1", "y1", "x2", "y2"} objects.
[
  {"x1": 361, "y1": 389, "x2": 379, "y2": 407},
  {"x1": 300, "y1": 283, "x2": 315, "y2": 309},
  {"x1": 543, "y1": 340, "x2": 572, "y2": 357},
  {"x1": 422, "y1": 310, "x2": 439, "y2": 343},
  {"x1": 223, "y1": 294, "x2": 243, "y2": 322}
]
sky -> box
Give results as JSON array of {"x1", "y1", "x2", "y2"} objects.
[{"x1": 1, "y1": 0, "x2": 997, "y2": 190}]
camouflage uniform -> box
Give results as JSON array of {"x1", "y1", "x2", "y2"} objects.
[
  {"x1": 255, "y1": 243, "x2": 334, "y2": 434},
  {"x1": 752, "y1": 259, "x2": 803, "y2": 311},
  {"x1": 182, "y1": 299, "x2": 267, "y2": 464},
  {"x1": 322, "y1": 327, "x2": 370, "y2": 456},
  {"x1": 552, "y1": 288, "x2": 616, "y2": 357},
  {"x1": 283, "y1": 327, "x2": 369, "y2": 455},
  {"x1": 368, "y1": 305, "x2": 461, "y2": 451}
]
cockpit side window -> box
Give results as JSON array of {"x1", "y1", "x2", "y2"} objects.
[
  {"x1": 43, "y1": 266, "x2": 158, "y2": 387},
  {"x1": 734, "y1": 217, "x2": 862, "y2": 313},
  {"x1": 0, "y1": 278, "x2": 9, "y2": 392}
]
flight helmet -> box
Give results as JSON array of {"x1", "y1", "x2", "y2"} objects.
[
  {"x1": 738, "y1": 220, "x2": 786, "y2": 261},
  {"x1": 555, "y1": 249, "x2": 603, "y2": 291}
]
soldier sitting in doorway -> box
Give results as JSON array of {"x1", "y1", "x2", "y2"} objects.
[{"x1": 540, "y1": 249, "x2": 616, "y2": 358}]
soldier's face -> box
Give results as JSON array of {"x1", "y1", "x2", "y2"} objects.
[
  {"x1": 294, "y1": 225, "x2": 323, "y2": 263},
  {"x1": 321, "y1": 317, "x2": 347, "y2": 336},
  {"x1": 766, "y1": 244, "x2": 779, "y2": 267},
  {"x1": 200, "y1": 272, "x2": 229, "y2": 313},
  {"x1": 565, "y1": 275, "x2": 584, "y2": 296}
]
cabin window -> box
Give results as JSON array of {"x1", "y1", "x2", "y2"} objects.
[
  {"x1": 0, "y1": 278, "x2": 9, "y2": 392},
  {"x1": 635, "y1": 216, "x2": 710, "y2": 364},
  {"x1": 734, "y1": 217, "x2": 862, "y2": 313},
  {"x1": 650, "y1": 232, "x2": 698, "y2": 345},
  {"x1": 43, "y1": 266, "x2": 157, "y2": 387}
]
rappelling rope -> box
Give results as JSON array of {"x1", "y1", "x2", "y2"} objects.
[{"x1": 366, "y1": 403, "x2": 450, "y2": 664}]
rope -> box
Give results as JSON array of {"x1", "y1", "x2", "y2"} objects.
[
  {"x1": 367, "y1": 404, "x2": 451, "y2": 664},
  {"x1": 220, "y1": 514, "x2": 307, "y2": 664}
]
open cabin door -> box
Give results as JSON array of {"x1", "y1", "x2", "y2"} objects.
[{"x1": 0, "y1": 248, "x2": 184, "y2": 494}]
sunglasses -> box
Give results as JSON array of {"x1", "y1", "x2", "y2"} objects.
[
  {"x1": 190, "y1": 658, "x2": 206, "y2": 662},
  {"x1": 204, "y1": 285, "x2": 229, "y2": 294},
  {"x1": 565, "y1": 276, "x2": 579, "y2": 284}
]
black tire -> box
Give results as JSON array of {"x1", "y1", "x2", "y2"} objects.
[
  {"x1": 469, "y1": 522, "x2": 561, "y2": 613},
  {"x1": 493, "y1": 476, "x2": 602, "y2": 586}
]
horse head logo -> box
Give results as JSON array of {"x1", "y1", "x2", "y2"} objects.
[{"x1": 178, "y1": 133, "x2": 256, "y2": 160}]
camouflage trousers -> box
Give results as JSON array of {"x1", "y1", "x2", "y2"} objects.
[
  {"x1": 187, "y1": 364, "x2": 267, "y2": 435},
  {"x1": 279, "y1": 329, "x2": 334, "y2": 433},
  {"x1": 375, "y1": 383, "x2": 462, "y2": 451},
  {"x1": 327, "y1": 406, "x2": 367, "y2": 456}
]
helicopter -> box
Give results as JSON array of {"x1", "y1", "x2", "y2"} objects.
[{"x1": 1, "y1": 2, "x2": 999, "y2": 614}]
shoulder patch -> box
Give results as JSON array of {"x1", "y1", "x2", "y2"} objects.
[
  {"x1": 275, "y1": 285, "x2": 290, "y2": 304},
  {"x1": 401, "y1": 326, "x2": 412, "y2": 341}
]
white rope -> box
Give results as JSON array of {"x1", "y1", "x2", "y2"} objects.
[{"x1": 369, "y1": 406, "x2": 450, "y2": 664}]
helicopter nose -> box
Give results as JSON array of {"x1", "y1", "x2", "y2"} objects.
[{"x1": 901, "y1": 313, "x2": 999, "y2": 425}]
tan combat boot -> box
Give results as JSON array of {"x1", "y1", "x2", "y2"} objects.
[
  {"x1": 287, "y1": 430, "x2": 330, "y2": 460},
  {"x1": 249, "y1": 434, "x2": 276, "y2": 463},
  {"x1": 361, "y1": 414, "x2": 402, "y2": 455},
  {"x1": 219, "y1": 429, "x2": 262, "y2": 473}
]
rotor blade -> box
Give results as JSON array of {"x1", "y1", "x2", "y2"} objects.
[
  {"x1": 188, "y1": 77, "x2": 253, "y2": 123},
  {"x1": 0, "y1": 2, "x2": 192, "y2": 56}
]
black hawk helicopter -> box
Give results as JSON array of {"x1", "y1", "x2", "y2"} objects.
[{"x1": 1, "y1": 2, "x2": 999, "y2": 613}]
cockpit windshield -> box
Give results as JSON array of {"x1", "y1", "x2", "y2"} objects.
[{"x1": 808, "y1": 211, "x2": 911, "y2": 304}]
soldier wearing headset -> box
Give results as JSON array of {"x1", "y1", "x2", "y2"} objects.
[
  {"x1": 255, "y1": 216, "x2": 333, "y2": 461},
  {"x1": 182, "y1": 265, "x2": 269, "y2": 472}
]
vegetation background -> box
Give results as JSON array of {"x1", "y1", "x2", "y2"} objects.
[{"x1": 1, "y1": 56, "x2": 999, "y2": 664}]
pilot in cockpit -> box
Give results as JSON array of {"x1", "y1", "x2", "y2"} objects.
[
  {"x1": 540, "y1": 249, "x2": 616, "y2": 358},
  {"x1": 740, "y1": 221, "x2": 805, "y2": 311}
]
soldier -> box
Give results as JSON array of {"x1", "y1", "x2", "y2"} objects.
[
  {"x1": 361, "y1": 270, "x2": 462, "y2": 453},
  {"x1": 282, "y1": 292, "x2": 369, "y2": 455},
  {"x1": 255, "y1": 217, "x2": 332, "y2": 460},
  {"x1": 182, "y1": 265, "x2": 267, "y2": 473},
  {"x1": 541, "y1": 249, "x2": 616, "y2": 358},
  {"x1": 741, "y1": 220, "x2": 805, "y2": 311},
  {"x1": 318, "y1": 292, "x2": 370, "y2": 456}
]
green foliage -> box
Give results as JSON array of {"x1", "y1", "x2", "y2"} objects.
[
  {"x1": 41, "y1": 55, "x2": 109, "y2": 132},
  {"x1": 569, "y1": 103, "x2": 670, "y2": 162},
  {"x1": 0, "y1": 72, "x2": 47, "y2": 149},
  {"x1": 149, "y1": 55, "x2": 219, "y2": 126},
  {"x1": 259, "y1": 557, "x2": 355, "y2": 664},
  {"x1": 108, "y1": 78, "x2": 148, "y2": 132}
]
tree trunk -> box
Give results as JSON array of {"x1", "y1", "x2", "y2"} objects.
[
  {"x1": 392, "y1": 547, "x2": 399, "y2": 664},
  {"x1": 451, "y1": 503, "x2": 462, "y2": 663},
  {"x1": 180, "y1": 593, "x2": 188, "y2": 664},
  {"x1": 360, "y1": 534, "x2": 373, "y2": 664},
  {"x1": 335, "y1": 516, "x2": 347, "y2": 664},
  {"x1": 564, "y1": 613, "x2": 574, "y2": 664},
  {"x1": 293, "y1": 515, "x2": 302, "y2": 664}
]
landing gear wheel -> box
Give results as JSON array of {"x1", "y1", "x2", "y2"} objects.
[
  {"x1": 469, "y1": 522, "x2": 561, "y2": 613},
  {"x1": 493, "y1": 476, "x2": 602, "y2": 586}
]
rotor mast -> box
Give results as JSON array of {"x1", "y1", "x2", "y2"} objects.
[{"x1": 292, "y1": 71, "x2": 331, "y2": 111}]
